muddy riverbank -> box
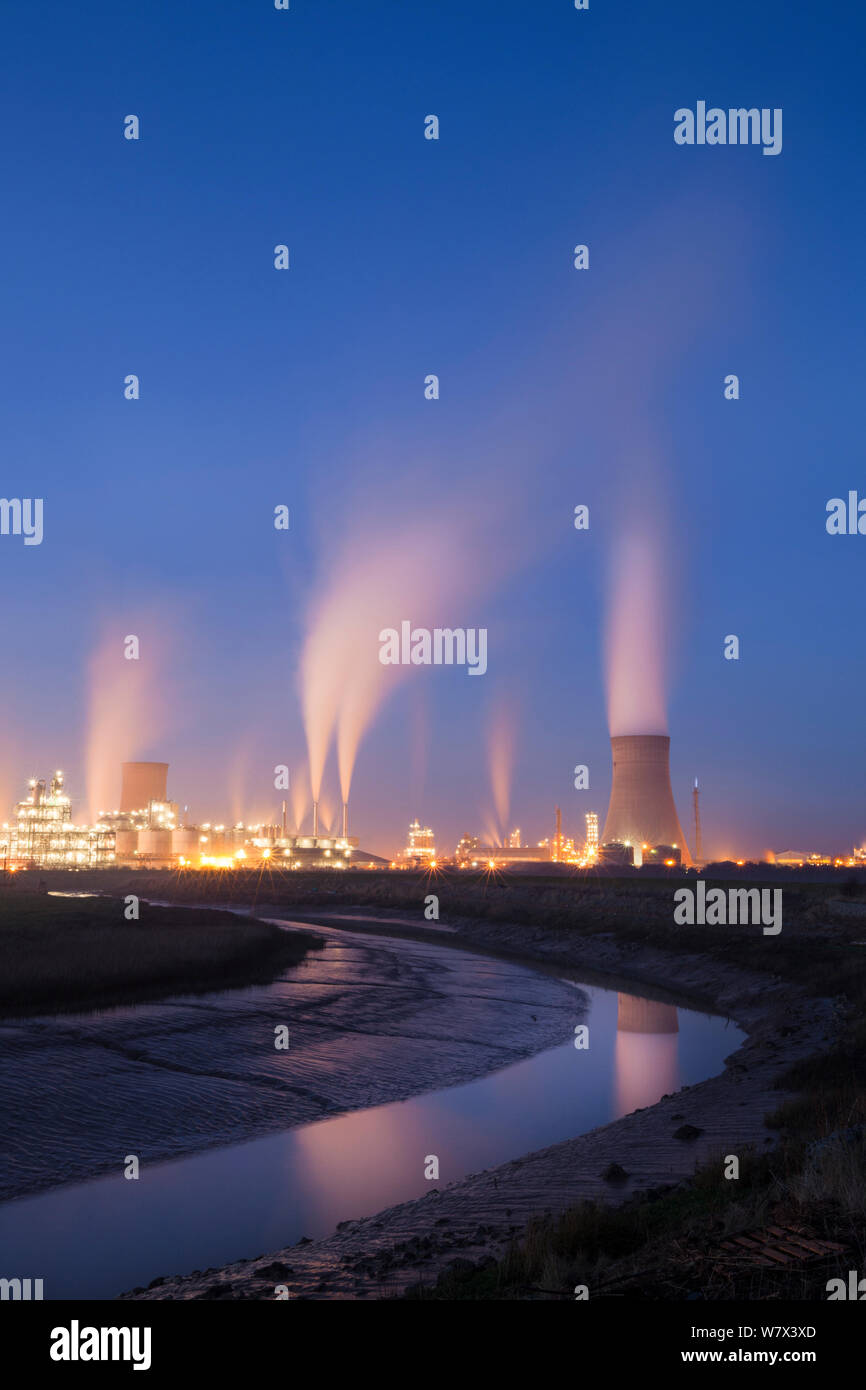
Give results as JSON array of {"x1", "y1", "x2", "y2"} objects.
[
  {"x1": 1, "y1": 919, "x2": 583, "y2": 1206},
  {"x1": 121, "y1": 908, "x2": 835, "y2": 1300}
]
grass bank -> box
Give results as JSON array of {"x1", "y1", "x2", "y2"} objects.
[
  {"x1": 405, "y1": 1134, "x2": 866, "y2": 1300},
  {"x1": 397, "y1": 880, "x2": 866, "y2": 1299},
  {"x1": 0, "y1": 890, "x2": 324, "y2": 1018}
]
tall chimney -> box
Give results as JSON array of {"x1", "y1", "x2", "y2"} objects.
[
  {"x1": 342, "y1": 801, "x2": 348, "y2": 839},
  {"x1": 601, "y1": 735, "x2": 692, "y2": 866},
  {"x1": 692, "y1": 778, "x2": 702, "y2": 866},
  {"x1": 281, "y1": 799, "x2": 287, "y2": 838},
  {"x1": 312, "y1": 800, "x2": 319, "y2": 838}
]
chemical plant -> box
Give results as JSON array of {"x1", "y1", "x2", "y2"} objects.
[
  {"x1": 402, "y1": 809, "x2": 603, "y2": 870},
  {"x1": 3, "y1": 753, "x2": 864, "y2": 875},
  {"x1": 0, "y1": 762, "x2": 361, "y2": 872}
]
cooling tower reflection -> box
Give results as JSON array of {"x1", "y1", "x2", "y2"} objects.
[{"x1": 613, "y1": 993, "x2": 680, "y2": 1117}]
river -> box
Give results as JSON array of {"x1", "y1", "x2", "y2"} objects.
[{"x1": 0, "y1": 916, "x2": 743, "y2": 1298}]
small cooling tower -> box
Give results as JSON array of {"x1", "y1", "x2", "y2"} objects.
[
  {"x1": 120, "y1": 761, "x2": 169, "y2": 813},
  {"x1": 617, "y1": 994, "x2": 679, "y2": 1034},
  {"x1": 601, "y1": 735, "x2": 692, "y2": 866}
]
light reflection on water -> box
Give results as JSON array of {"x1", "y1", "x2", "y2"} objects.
[{"x1": 0, "y1": 969, "x2": 741, "y2": 1299}]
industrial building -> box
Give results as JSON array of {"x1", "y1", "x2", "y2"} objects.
[
  {"x1": 455, "y1": 805, "x2": 602, "y2": 870},
  {"x1": 399, "y1": 818, "x2": 436, "y2": 867},
  {"x1": 585, "y1": 812, "x2": 599, "y2": 861},
  {"x1": 2, "y1": 762, "x2": 360, "y2": 871},
  {"x1": 1, "y1": 771, "x2": 113, "y2": 868},
  {"x1": 481, "y1": 843, "x2": 552, "y2": 866},
  {"x1": 106, "y1": 764, "x2": 359, "y2": 869}
]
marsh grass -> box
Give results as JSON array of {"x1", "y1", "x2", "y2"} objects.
[{"x1": 0, "y1": 892, "x2": 323, "y2": 1017}]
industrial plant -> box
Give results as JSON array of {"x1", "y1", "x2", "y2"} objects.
[
  {"x1": 2, "y1": 750, "x2": 864, "y2": 875},
  {"x1": 1, "y1": 762, "x2": 359, "y2": 872},
  {"x1": 2, "y1": 771, "x2": 113, "y2": 869}
]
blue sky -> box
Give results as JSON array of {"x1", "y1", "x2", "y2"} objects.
[{"x1": 0, "y1": 0, "x2": 863, "y2": 857}]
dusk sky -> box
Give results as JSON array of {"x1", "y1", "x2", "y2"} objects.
[{"x1": 0, "y1": 0, "x2": 863, "y2": 858}]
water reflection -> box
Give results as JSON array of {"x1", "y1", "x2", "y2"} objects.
[
  {"x1": 614, "y1": 993, "x2": 680, "y2": 1117},
  {"x1": 0, "y1": 977, "x2": 739, "y2": 1299}
]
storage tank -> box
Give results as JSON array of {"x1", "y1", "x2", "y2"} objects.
[
  {"x1": 113, "y1": 828, "x2": 139, "y2": 864},
  {"x1": 171, "y1": 828, "x2": 199, "y2": 860},
  {"x1": 120, "y1": 762, "x2": 169, "y2": 813},
  {"x1": 136, "y1": 828, "x2": 173, "y2": 864}
]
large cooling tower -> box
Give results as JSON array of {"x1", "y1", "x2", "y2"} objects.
[
  {"x1": 601, "y1": 735, "x2": 692, "y2": 866},
  {"x1": 120, "y1": 761, "x2": 168, "y2": 812},
  {"x1": 615, "y1": 993, "x2": 679, "y2": 1115}
]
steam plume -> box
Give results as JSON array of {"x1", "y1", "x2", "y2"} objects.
[
  {"x1": 487, "y1": 699, "x2": 516, "y2": 841},
  {"x1": 300, "y1": 505, "x2": 508, "y2": 808},
  {"x1": 604, "y1": 525, "x2": 669, "y2": 737},
  {"x1": 85, "y1": 622, "x2": 171, "y2": 820}
]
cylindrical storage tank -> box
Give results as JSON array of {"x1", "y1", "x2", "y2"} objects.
[
  {"x1": 136, "y1": 828, "x2": 173, "y2": 863},
  {"x1": 120, "y1": 762, "x2": 169, "y2": 813},
  {"x1": 114, "y1": 828, "x2": 139, "y2": 863},
  {"x1": 171, "y1": 828, "x2": 198, "y2": 859}
]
